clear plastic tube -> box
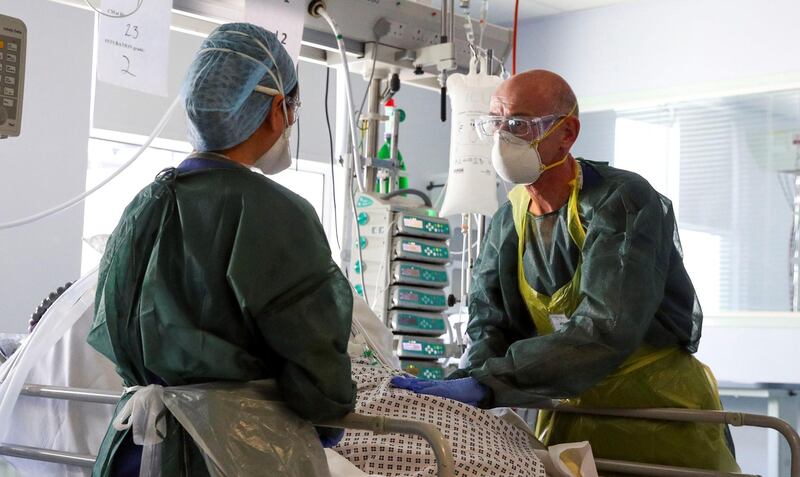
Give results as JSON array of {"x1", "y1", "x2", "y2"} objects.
[
  {"x1": 466, "y1": 213, "x2": 473, "y2": 298},
  {"x1": 478, "y1": 0, "x2": 489, "y2": 49},
  {"x1": 318, "y1": 8, "x2": 366, "y2": 192},
  {"x1": 0, "y1": 96, "x2": 182, "y2": 230}
]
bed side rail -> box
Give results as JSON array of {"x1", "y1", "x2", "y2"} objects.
[
  {"x1": 0, "y1": 384, "x2": 455, "y2": 477},
  {"x1": 537, "y1": 403, "x2": 800, "y2": 477}
]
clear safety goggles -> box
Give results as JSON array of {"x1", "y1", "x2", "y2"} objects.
[
  {"x1": 475, "y1": 114, "x2": 566, "y2": 142},
  {"x1": 254, "y1": 85, "x2": 302, "y2": 124}
]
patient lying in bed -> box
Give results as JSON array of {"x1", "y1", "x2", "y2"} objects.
[
  {"x1": 332, "y1": 355, "x2": 545, "y2": 477},
  {"x1": 339, "y1": 295, "x2": 546, "y2": 477},
  {"x1": 0, "y1": 271, "x2": 551, "y2": 477}
]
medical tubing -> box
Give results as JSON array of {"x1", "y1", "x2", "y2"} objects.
[
  {"x1": 0, "y1": 96, "x2": 181, "y2": 230},
  {"x1": 370, "y1": 219, "x2": 396, "y2": 307},
  {"x1": 324, "y1": 68, "x2": 342, "y2": 250},
  {"x1": 318, "y1": 8, "x2": 366, "y2": 192},
  {"x1": 370, "y1": 257, "x2": 386, "y2": 314},
  {"x1": 357, "y1": 43, "x2": 380, "y2": 122},
  {"x1": 478, "y1": 0, "x2": 489, "y2": 49},
  {"x1": 449, "y1": 240, "x2": 477, "y2": 256},
  {"x1": 0, "y1": 269, "x2": 99, "y2": 443},
  {"x1": 350, "y1": 302, "x2": 395, "y2": 368},
  {"x1": 512, "y1": 0, "x2": 519, "y2": 75},
  {"x1": 466, "y1": 214, "x2": 473, "y2": 298},
  {"x1": 434, "y1": 180, "x2": 448, "y2": 212},
  {"x1": 350, "y1": 186, "x2": 370, "y2": 307},
  {"x1": 462, "y1": 6, "x2": 475, "y2": 45},
  {"x1": 380, "y1": 189, "x2": 433, "y2": 207},
  {"x1": 459, "y1": 216, "x2": 467, "y2": 314},
  {"x1": 294, "y1": 62, "x2": 301, "y2": 171}
]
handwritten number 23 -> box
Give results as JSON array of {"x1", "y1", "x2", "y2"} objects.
[{"x1": 125, "y1": 24, "x2": 140, "y2": 39}]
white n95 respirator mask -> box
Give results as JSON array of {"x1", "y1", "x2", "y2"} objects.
[
  {"x1": 491, "y1": 130, "x2": 570, "y2": 185},
  {"x1": 490, "y1": 108, "x2": 575, "y2": 185},
  {"x1": 253, "y1": 126, "x2": 292, "y2": 175}
]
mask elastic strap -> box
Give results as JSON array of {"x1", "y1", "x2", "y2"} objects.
[
  {"x1": 532, "y1": 103, "x2": 578, "y2": 146},
  {"x1": 196, "y1": 47, "x2": 284, "y2": 95},
  {"x1": 200, "y1": 31, "x2": 291, "y2": 128},
  {"x1": 541, "y1": 153, "x2": 570, "y2": 173}
]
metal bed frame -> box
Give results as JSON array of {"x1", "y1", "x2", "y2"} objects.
[
  {"x1": 1, "y1": 384, "x2": 457, "y2": 477},
  {"x1": 2, "y1": 384, "x2": 799, "y2": 477}
]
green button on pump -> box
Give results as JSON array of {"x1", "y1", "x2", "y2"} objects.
[
  {"x1": 358, "y1": 237, "x2": 368, "y2": 249},
  {"x1": 356, "y1": 196, "x2": 374, "y2": 208},
  {"x1": 357, "y1": 212, "x2": 369, "y2": 225},
  {"x1": 354, "y1": 284, "x2": 364, "y2": 296}
]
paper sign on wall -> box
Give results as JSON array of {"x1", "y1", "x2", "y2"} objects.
[
  {"x1": 96, "y1": 0, "x2": 171, "y2": 97},
  {"x1": 245, "y1": 0, "x2": 306, "y2": 65}
]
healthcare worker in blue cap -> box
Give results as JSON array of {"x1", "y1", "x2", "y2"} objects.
[{"x1": 87, "y1": 23, "x2": 356, "y2": 477}]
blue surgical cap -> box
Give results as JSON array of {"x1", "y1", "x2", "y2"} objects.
[{"x1": 181, "y1": 23, "x2": 299, "y2": 152}]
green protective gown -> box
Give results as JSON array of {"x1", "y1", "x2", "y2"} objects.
[
  {"x1": 87, "y1": 159, "x2": 357, "y2": 477},
  {"x1": 452, "y1": 159, "x2": 739, "y2": 471}
]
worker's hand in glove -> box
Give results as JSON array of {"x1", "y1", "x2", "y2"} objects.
[
  {"x1": 318, "y1": 427, "x2": 345, "y2": 448},
  {"x1": 390, "y1": 376, "x2": 489, "y2": 406}
]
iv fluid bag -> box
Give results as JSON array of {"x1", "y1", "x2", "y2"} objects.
[{"x1": 439, "y1": 62, "x2": 502, "y2": 217}]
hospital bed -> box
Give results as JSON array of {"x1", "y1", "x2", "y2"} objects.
[
  {"x1": 1, "y1": 383, "x2": 455, "y2": 477},
  {"x1": 2, "y1": 381, "x2": 799, "y2": 477},
  {"x1": 2, "y1": 271, "x2": 798, "y2": 477}
]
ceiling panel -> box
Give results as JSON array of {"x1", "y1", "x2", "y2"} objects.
[{"x1": 417, "y1": 0, "x2": 641, "y2": 25}]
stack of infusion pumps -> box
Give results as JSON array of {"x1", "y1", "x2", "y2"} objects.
[{"x1": 350, "y1": 193, "x2": 452, "y2": 379}]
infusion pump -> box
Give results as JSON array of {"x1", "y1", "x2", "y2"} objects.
[{"x1": 0, "y1": 14, "x2": 26, "y2": 139}]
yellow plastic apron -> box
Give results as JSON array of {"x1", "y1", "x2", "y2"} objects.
[{"x1": 509, "y1": 166, "x2": 739, "y2": 472}]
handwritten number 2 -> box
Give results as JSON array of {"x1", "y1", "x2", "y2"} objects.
[{"x1": 121, "y1": 55, "x2": 136, "y2": 77}]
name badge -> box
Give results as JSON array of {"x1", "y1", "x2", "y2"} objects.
[{"x1": 549, "y1": 314, "x2": 570, "y2": 332}]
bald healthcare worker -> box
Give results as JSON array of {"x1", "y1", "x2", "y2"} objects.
[
  {"x1": 88, "y1": 24, "x2": 356, "y2": 477},
  {"x1": 392, "y1": 70, "x2": 739, "y2": 471}
]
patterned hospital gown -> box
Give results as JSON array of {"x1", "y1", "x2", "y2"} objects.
[{"x1": 334, "y1": 358, "x2": 547, "y2": 477}]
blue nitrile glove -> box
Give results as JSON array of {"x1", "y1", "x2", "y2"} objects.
[
  {"x1": 390, "y1": 376, "x2": 489, "y2": 406},
  {"x1": 318, "y1": 427, "x2": 345, "y2": 448}
]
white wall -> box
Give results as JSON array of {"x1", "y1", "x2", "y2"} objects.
[
  {"x1": 517, "y1": 0, "x2": 800, "y2": 111},
  {"x1": 0, "y1": 1, "x2": 94, "y2": 333}
]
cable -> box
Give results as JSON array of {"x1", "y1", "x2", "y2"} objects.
[
  {"x1": 356, "y1": 42, "x2": 380, "y2": 123},
  {"x1": 84, "y1": 0, "x2": 143, "y2": 18},
  {"x1": 325, "y1": 68, "x2": 342, "y2": 251},
  {"x1": 0, "y1": 96, "x2": 181, "y2": 230},
  {"x1": 449, "y1": 241, "x2": 478, "y2": 256},
  {"x1": 380, "y1": 188, "x2": 432, "y2": 207},
  {"x1": 294, "y1": 62, "x2": 301, "y2": 171},
  {"x1": 512, "y1": 0, "x2": 520, "y2": 75},
  {"x1": 294, "y1": 116, "x2": 301, "y2": 171}
]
